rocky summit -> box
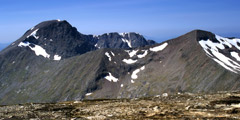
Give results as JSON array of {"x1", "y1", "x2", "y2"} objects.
[{"x1": 0, "y1": 20, "x2": 240, "y2": 106}]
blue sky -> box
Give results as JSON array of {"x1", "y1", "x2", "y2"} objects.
[{"x1": 1, "y1": 0, "x2": 240, "y2": 43}]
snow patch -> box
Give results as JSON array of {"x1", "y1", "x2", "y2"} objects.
[
  {"x1": 121, "y1": 38, "x2": 127, "y2": 42},
  {"x1": 214, "y1": 35, "x2": 240, "y2": 50},
  {"x1": 18, "y1": 42, "x2": 30, "y2": 47},
  {"x1": 216, "y1": 35, "x2": 240, "y2": 49},
  {"x1": 85, "y1": 93, "x2": 92, "y2": 96},
  {"x1": 150, "y1": 42, "x2": 168, "y2": 52},
  {"x1": 137, "y1": 50, "x2": 148, "y2": 58},
  {"x1": 122, "y1": 59, "x2": 137, "y2": 64},
  {"x1": 231, "y1": 52, "x2": 240, "y2": 61},
  {"x1": 124, "y1": 50, "x2": 130, "y2": 53},
  {"x1": 105, "y1": 72, "x2": 118, "y2": 82},
  {"x1": 199, "y1": 34, "x2": 240, "y2": 73},
  {"x1": 30, "y1": 45, "x2": 50, "y2": 58},
  {"x1": 119, "y1": 33, "x2": 125, "y2": 36},
  {"x1": 131, "y1": 69, "x2": 140, "y2": 79},
  {"x1": 95, "y1": 44, "x2": 100, "y2": 49},
  {"x1": 30, "y1": 27, "x2": 35, "y2": 30},
  {"x1": 121, "y1": 38, "x2": 132, "y2": 48},
  {"x1": 213, "y1": 58, "x2": 238, "y2": 73},
  {"x1": 18, "y1": 42, "x2": 50, "y2": 58},
  {"x1": 131, "y1": 66, "x2": 145, "y2": 80},
  {"x1": 131, "y1": 80, "x2": 135, "y2": 83},
  {"x1": 140, "y1": 66, "x2": 145, "y2": 70},
  {"x1": 199, "y1": 39, "x2": 227, "y2": 52},
  {"x1": 128, "y1": 50, "x2": 138, "y2": 57},
  {"x1": 54, "y1": 55, "x2": 61, "y2": 61},
  {"x1": 105, "y1": 52, "x2": 112, "y2": 61},
  {"x1": 162, "y1": 93, "x2": 168, "y2": 97},
  {"x1": 27, "y1": 29, "x2": 39, "y2": 39},
  {"x1": 110, "y1": 51, "x2": 115, "y2": 56},
  {"x1": 230, "y1": 52, "x2": 240, "y2": 61}
]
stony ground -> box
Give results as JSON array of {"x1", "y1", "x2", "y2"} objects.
[{"x1": 1, "y1": 92, "x2": 240, "y2": 120}]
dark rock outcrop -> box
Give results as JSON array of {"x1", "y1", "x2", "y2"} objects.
[{"x1": 93, "y1": 32, "x2": 156, "y2": 49}]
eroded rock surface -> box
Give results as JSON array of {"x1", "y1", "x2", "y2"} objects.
[{"x1": 1, "y1": 92, "x2": 240, "y2": 119}]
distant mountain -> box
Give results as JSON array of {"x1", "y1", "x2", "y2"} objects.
[
  {"x1": 92, "y1": 32, "x2": 156, "y2": 49},
  {"x1": 0, "y1": 20, "x2": 240, "y2": 105},
  {"x1": 2, "y1": 20, "x2": 155, "y2": 61}
]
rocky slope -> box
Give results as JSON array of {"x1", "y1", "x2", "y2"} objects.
[
  {"x1": 1, "y1": 91, "x2": 240, "y2": 119},
  {"x1": 0, "y1": 20, "x2": 240, "y2": 105}
]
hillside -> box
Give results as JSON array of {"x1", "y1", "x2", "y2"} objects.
[{"x1": 0, "y1": 20, "x2": 240, "y2": 105}]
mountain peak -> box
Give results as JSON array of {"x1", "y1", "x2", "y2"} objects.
[
  {"x1": 29, "y1": 19, "x2": 70, "y2": 31},
  {"x1": 94, "y1": 32, "x2": 156, "y2": 49},
  {"x1": 173, "y1": 29, "x2": 217, "y2": 43},
  {"x1": 4, "y1": 20, "x2": 156, "y2": 61},
  {"x1": 14, "y1": 20, "x2": 95, "y2": 60},
  {"x1": 22, "y1": 19, "x2": 75, "y2": 41}
]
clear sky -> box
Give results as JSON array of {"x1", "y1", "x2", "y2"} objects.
[{"x1": 1, "y1": 0, "x2": 240, "y2": 43}]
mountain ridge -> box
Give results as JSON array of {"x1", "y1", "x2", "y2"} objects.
[
  {"x1": 0, "y1": 20, "x2": 240, "y2": 105},
  {"x1": 2, "y1": 20, "x2": 156, "y2": 60}
]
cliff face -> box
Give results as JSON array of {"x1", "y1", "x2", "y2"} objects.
[{"x1": 93, "y1": 32, "x2": 156, "y2": 49}]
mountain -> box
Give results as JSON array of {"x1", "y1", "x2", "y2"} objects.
[
  {"x1": 93, "y1": 32, "x2": 156, "y2": 49},
  {"x1": 0, "y1": 20, "x2": 240, "y2": 105},
  {"x1": 2, "y1": 20, "x2": 154, "y2": 60}
]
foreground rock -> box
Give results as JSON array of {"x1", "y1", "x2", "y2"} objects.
[{"x1": 1, "y1": 92, "x2": 240, "y2": 119}]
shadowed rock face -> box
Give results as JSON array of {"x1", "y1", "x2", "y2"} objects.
[
  {"x1": 28, "y1": 20, "x2": 97, "y2": 59},
  {"x1": 1, "y1": 20, "x2": 96, "y2": 60},
  {"x1": 2, "y1": 20, "x2": 155, "y2": 60},
  {"x1": 0, "y1": 20, "x2": 240, "y2": 105},
  {"x1": 93, "y1": 32, "x2": 156, "y2": 49}
]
